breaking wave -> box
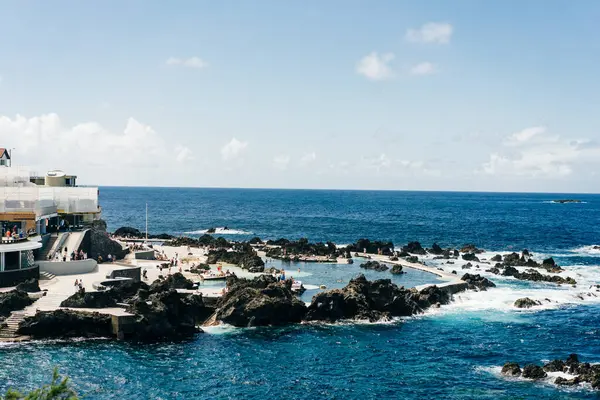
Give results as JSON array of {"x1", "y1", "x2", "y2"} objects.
[
  {"x1": 184, "y1": 227, "x2": 253, "y2": 235},
  {"x1": 570, "y1": 245, "x2": 600, "y2": 256}
]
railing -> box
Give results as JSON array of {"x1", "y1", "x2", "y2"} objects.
[
  {"x1": 49, "y1": 232, "x2": 70, "y2": 260},
  {"x1": 1, "y1": 236, "x2": 30, "y2": 244},
  {"x1": 0, "y1": 186, "x2": 98, "y2": 214}
]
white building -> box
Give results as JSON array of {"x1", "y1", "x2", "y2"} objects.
[
  {"x1": 0, "y1": 164, "x2": 101, "y2": 236},
  {"x1": 0, "y1": 235, "x2": 41, "y2": 287}
]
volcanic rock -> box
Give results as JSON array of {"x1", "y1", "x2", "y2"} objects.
[
  {"x1": 80, "y1": 220, "x2": 127, "y2": 261},
  {"x1": 402, "y1": 241, "x2": 427, "y2": 255},
  {"x1": 514, "y1": 297, "x2": 541, "y2": 309},
  {"x1": 543, "y1": 359, "x2": 566, "y2": 372},
  {"x1": 413, "y1": 285, "x2": 451, "y2": 309},
  {"x1": 461, "y1": 274, "x2": 496, "y2": 291},
  {"x1": 15, "y1": 278, "x2": 41, "y2": 293},
  {"x1": 460, "y1": 244, "x2": 484, "y2": 254},
  {"x1": 126, "y1": 289, "x2": 210, "y2": 340},
  {"x1": 522, "y1": 364, "x2": 548, "y2": 380},
  {"x1": 461, "y1": 253, "x2": 480, "y2": 262},
  {"x1": 17, "y1": 310, "x2": 112, "y2": 338},
  {"x1": 114, "y1": 226, "x2": 142, "y2": 238},
  {"x1": 390, "y1": 265, "x2": 404, "y2": 274},
  {"x1": 60, "y1": 290, "x2": 117, "y2": 308},
  {"x1": 214, "y1": 276, "x2": 307, "y2": 327},
  {"x1": 305, "y1": 275, "x2": 423, "y2": 323},
  {"x1": 0, "y1": 290, "x2": 34, "y2": 318},
  {"x1": 149, "y1": 273, "x2": 194, "y2": 293},
  {"x1": 541, "y1": 257, "x2": 563, "y2": 273},
  {"x1": 428, "y1": 243, "x2": 444, "y2": 255},
  {"x1": 360, "y1": 261, "x2": 389, "y2": 271},
  {"x1": 502, "y1": 266, "x2": 576, "y2": 285},
  {"x1": 501, "y1": 362, "x2": 522, "y2": 377},
  {"x1": 555, "y1": 377, "x2": 581, "y2": 386}
]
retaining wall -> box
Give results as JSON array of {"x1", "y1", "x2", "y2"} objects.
[
  {"x1": 107, "y1": 266, "x2": 141, "y2": 282},
  {"x1": 38, "y1": 259, "x2": 97, "y2": 276},
  {"x1": 134, "y1": 250, "x2": 155, "y2": 260}
]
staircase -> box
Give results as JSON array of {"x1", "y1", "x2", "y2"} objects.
[
  {"x1": 38, "y1": 234, "x2": 59, "y2": 261},
  {"x1": 27, "y1": 292, "x2": 69, "y2": 314},
  {"x1": 39, "y1": 271, "x2": 56, "y2": 281},
  {"x1": 0, "y1": 311, "x2": 26, "y2": 339}
]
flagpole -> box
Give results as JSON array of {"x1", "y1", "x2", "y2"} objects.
[{"x1": 145, "y1": 203, "x2": 148, "y2": 241}]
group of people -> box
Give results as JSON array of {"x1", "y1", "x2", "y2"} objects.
[
  {"x1": 128, "y1": 243, "x2": 147, "y2": 252},
  {"x1": 50, "y1": 247, "x2": 89, "y2": 262},
  {"x1": 270, "y1": 268, "x2": 287, "y2": 281},
  {"x1": 3, "y1": 226, "x2": 24, "y2": 241},
  {"x1": 73, "y1": 279, "x2": 84, "y2": 293},
  {"x1": 155, "y1": 249, "x2": 169, "y2": 261},
  {"x1": 157, "y1": 254, "x2": 182, "y2": 275}
]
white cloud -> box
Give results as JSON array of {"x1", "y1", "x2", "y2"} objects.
[
  {"x1": 406, "y1": 22, "x2": 453, "y2": 44},
  {"x1": 221, "y1": 138, "x2": 248, "y2": 161},
  {"x1": 175, "y1": 145, "x2": 193, "y2": 163},
  {"x1": 166, "y1": 56, "x2": 208, "y2": 69},
  {"x1": 356, "y1": 52, "x2": 395, "y2": 81},
  {"x1": 300, "y1": 152, "x2": 317, "y2": 166},
  {"x1": 273, "y1": 155, "x2": 291, "y2": 170},
  {"x1": 364, "y1": 153, "x2": 392, "y2": 172},
  {"x1": 504, "y1": 126, "x2": 547, "y2": 146},
  {"x1": 410, "y1": 62, "x2": 437, "y2": 75},
  {"x1": 0, "y1": 113, "x2": 192, "y2": 177},
  {"x1": 481, "y1": 127, "x2": 600, "y2": 178}
]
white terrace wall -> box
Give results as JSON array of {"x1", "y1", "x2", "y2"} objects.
[{"x1": 38, "y1": 259, "x2": 98, "y2": 276}]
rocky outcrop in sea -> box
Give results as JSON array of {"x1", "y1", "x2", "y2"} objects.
[
  {"x1": 461, "y1": 274, "x2": 496, "y2": 291},
  {"x1": 214, "y1": 275, "x2": 306, "y2": 327},
  {"x1": 502, "y1": 354, "x2": 600, "y2": 389}
]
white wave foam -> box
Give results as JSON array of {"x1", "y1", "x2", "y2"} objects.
[
  {"x1": 202, "y1": 324, "x2": 242, "y2": 335},
  {"x1": 570, "y1": 245, "x2": 600, "y2": 256},
  {"x1": 415, "y1": 250, "x2": 600, "y2": 316},
  {"x1": 184, "y1": 227, "x2": 253, "y2": 235},
  {"x1": 479, "y1": 364, "x2": 593, "y2": 392},
  {"x1": 543, "y1": 200, "x2": 588, "y2": 204}
]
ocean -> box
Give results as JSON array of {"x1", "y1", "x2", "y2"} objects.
[{"x1": 2, "y1": 187, "x2": 600, "y2": 399}]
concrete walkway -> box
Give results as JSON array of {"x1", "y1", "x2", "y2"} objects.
[{"x1": 368, "y1": 254, "x2": 468, "y2": 293}]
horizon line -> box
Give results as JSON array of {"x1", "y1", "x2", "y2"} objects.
[{"x1": 91, "y1": 184, "x2": 600, "y2": 196}]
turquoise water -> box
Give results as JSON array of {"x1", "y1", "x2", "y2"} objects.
[{"x1": 2, "y1": 188, "x2": 600, "y2": 398}]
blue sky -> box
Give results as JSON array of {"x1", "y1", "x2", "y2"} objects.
[{"x1": 1, "y1": 1, "x2": 599, "y2": 192}]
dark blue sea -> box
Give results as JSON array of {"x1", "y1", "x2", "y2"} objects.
[{"x1": 2, "y1": 188, "x2": 600, "y2": 399}]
